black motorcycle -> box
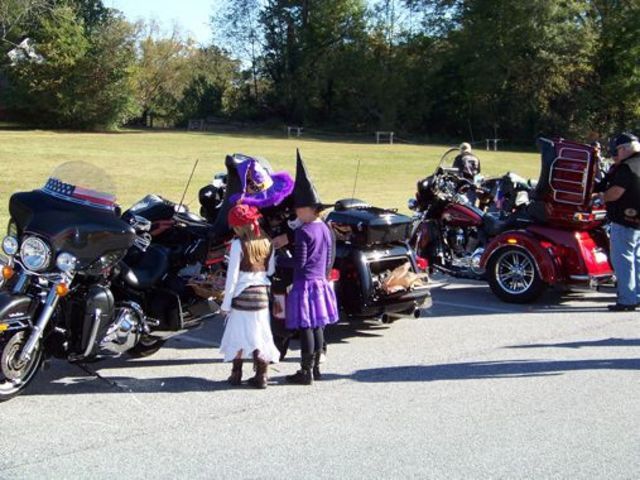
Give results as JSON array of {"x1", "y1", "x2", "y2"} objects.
[
  {"x1": 196, "y1": 155, "x2": 433, "y2": 324},
  {"x1": 0, "y1": 162, "x2": 217, "y2": 401}
]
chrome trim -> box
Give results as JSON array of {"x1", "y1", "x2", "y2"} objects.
[
  {"x1": 120, "y1": 301, "x2": 149, "y2": 332},
  {"x1": 82, "y1": 308, "x2": 102, "y2": 358},
  {"x1": 0, "y1": 319, "x2": 30, "y2": 331},
  {"x1": 549, "y1": 147, "x2": 591, "y2": 206},
  {"x1": 12, "y1": 271, "x2": 29, "y2": 294},
  {"x1": 18, "y1": 287, "x2": 60, "y2": 362}
]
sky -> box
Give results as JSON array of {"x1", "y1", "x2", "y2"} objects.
[{"x1": 109, "y1": 0, "x2": 222, "y2": 45}]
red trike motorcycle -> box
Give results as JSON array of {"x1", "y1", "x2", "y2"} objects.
[
  {"x1": 480, "y1": 137, "x2": 613, "y2": 303},
  {"x1": 410, "y1": 137, "x2": 613, "y2": 303}
]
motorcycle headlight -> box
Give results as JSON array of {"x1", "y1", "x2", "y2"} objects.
[
  {"x1": 20, "y1": 236, "x2": 51, "y2": 272},
  {"x1": 56, "y1": 252, "x2": 77, "y2": 273},
  {"x1": 2, "y1": 236, "x2": 19, "y2": 256}
]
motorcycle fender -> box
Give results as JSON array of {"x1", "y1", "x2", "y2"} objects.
[
  {"x1": 0, "y1": 292, "x2": 36, "y2": 333},
  {"x1": 481, "y1": 232, "x2": 559, "y2": 284}
]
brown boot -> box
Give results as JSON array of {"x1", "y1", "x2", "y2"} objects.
[
  {"x1": 247, "y1": 350, "x2": 268, "y2": 389},
  {"x1": 228, "y1": 358, "x2": 243, "y2": 386}
]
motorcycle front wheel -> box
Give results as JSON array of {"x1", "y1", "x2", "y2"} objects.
[
  {"x1": 0, "y1": 331, "x2": 43, "y2": 402},
  {"x1": 487, "y1": 247, "x2": 545, "y2": 303}
]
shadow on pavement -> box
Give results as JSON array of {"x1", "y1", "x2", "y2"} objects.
[
  {"x1": 344, "y1": 358, "x2": 640, "y2": 383},
  {"x1": 428, "y1": 279, "x2": 618, "y2": 317},
  {"x1": 23, "y1": 355, "x2": 640, "y2": 396},
  {"x1": 24, "y1": 374, "x2": 240, "y2": 396},
  {"x1": 506, "y1": 337, "x2": 640, "y2": 350}
]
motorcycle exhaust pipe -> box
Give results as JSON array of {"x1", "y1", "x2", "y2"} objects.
[{"x1": 381, "y1": 313, "x2": 401, "y2": 324}]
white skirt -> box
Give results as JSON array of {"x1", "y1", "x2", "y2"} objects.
[{"x1": 219, "y1": 308, "x2": 280, "y2": 363}]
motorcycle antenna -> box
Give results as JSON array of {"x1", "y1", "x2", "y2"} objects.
[
  {"x1": 351, "y1": 156, "x2": 361, "y2": 199},
  {"x1": 178, "y1": 158, "x2": 199, "y2": 210}
]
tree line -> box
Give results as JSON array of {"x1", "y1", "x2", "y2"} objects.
[{"x1": 1, "y1": 0, "x2": 639, "y2": 143}]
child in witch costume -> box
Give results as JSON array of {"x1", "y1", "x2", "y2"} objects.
[
  {"x1": 280, "y1": 151, "x2": 339, "y2": 385},
  {"x1": 219, "y1": 204, "x2": 281, "y2": 389}
]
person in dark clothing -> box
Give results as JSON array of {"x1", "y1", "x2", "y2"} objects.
[
  {"x1": 278, "y1": 151, "x2": 339, "y2": 385},
  {"x1": 595, "y1": 133, "x2": 640, "y2": 311},
  {"x1": 452, "y1": 142, "x2": 481, "y2": 180}
]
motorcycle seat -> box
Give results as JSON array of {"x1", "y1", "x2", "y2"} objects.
[{"x1": 121, "y1": 244, "x2": 170, "y2": 290}]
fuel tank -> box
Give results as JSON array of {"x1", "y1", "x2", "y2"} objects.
[{"x1": 441, "y1": 203, "x2": 483, "y2": 227}]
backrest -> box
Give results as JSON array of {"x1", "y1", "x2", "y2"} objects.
[{"x1": 549, "y1": 142, "x2": 593, "y2": 206}]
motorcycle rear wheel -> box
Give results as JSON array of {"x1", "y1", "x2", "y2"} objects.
[
  {"x1": 0, "y1": 331, "x2": 43, "y2": 402},
  {"x1": 487, "y1": 247, "x2": 545, "y2": 303}
]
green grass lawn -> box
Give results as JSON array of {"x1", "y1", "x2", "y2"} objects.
[{"x1": 0, "y1": 129, "x2": 541, "y2": 230}]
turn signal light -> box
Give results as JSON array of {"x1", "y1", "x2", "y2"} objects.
[
  {"x1": 328, "y1": 268, "x2": 340, "y2": 282},
  {"x1": 55, "y1": 283, "x2": 70, "y2": 297},
  {"x1": 416, "y1": 256, "x2": 429, "y2": 271},
  {"x1": 2, "y1": 265, "x2": 14, "y2": 280},
  {"x1": 0, "y1": 323, "x2": 9, "y2": 332},
  {"x1": 506, "y1": 238, "x2": 518, "y2": 245},
  {"x1": 573, "y1": 212, "x2": 595, "y2": 222}
]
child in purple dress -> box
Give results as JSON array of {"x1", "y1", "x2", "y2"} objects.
[{"x1": 282, "y1": 151, "x2": 339, "y2": 385}]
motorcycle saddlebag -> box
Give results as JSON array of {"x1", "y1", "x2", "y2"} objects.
[{"x1": 326, "y1": 199, "x2": 412, "y2": 247}]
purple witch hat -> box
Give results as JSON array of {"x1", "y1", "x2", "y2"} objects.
[{"x1": 229, "y1": 154, "x2": 294, "y2": 208}]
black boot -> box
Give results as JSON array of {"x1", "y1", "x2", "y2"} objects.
[
  {"x1": 247, "y1": 350, "x2": 268, "y2": 389},
  {"x1": 286, "y1": 353, "x2": 314, "y2": 385},
  {"x1": 312, "y1": 351, "x2": 322, "y2": 380},
  {"x1": 228, "y1": 358, "x2": 243, "y2": 386}
]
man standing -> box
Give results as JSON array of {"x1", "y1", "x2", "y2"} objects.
[
  {"x1": 453, "y1": 142, "x2": 481, "y2": 180},
  {"x1": 598, "y1": 133, "x2": 640, "y2": 311}
]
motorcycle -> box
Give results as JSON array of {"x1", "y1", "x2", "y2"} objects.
[
  {"x1": 132, "y1": 153, "x2": 432, "y2": 360},
  {"x1": 408, "y1": 148, "x2": 528, "y2": 279},
  {"x1": 196, "y1": 155, "x2": 433, "y2": 324},
  {"x1": 480, "y1": 137, "x2": 613, "y2": 303},
  {"x1": 0, "y1": 163, "x2": 217, "y2": 401}
]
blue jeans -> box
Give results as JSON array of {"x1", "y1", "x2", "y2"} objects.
[{"x1": 610, "y1": 222, "x2": 640, "y2": 306}]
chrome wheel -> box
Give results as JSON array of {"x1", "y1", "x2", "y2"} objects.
[
  {"x1": 487, "y1": 246, "x2": 545, "y2": 304},
  {"x1": 0, "y1": 332, "x2": 43, "y2": 400},
  {"x1": 495, "y1": 249, "x2": 535, "y2": 294}
]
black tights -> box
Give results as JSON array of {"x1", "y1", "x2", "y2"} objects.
[{"x1": 299, "y1": 327, "x2": 324, "y2": 357}]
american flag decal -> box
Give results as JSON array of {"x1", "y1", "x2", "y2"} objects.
[{"x1": 43, "y1": 177, "x2": 116, "y2": 209}]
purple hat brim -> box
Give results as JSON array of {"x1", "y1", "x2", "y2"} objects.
[{"x1": 229, "y1": 171, "x2": 294, "y2": 208}]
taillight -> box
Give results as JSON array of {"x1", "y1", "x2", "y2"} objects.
[
  {"x1": 416, "y1": 256, "x2": 428, "y2": 271},
  {"x1": 329, "y1": 268, "x2": 340, "y2": 282}
]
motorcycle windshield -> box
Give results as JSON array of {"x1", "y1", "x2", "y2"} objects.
[
  {"x1": 42, "y1": 161, "x2": 117, "y2": 211},
  {"x1": 9, "y1": 162, "x2": 135, "y2": 271}
]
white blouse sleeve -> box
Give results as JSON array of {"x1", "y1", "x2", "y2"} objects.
[
  {"x1": 221, "y1": 239, "x2": 242, "y2": 311},
  {"x1": 267, "y1": 249, "x2": 276, "y2": 276}
]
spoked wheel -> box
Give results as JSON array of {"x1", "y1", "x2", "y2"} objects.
[
  {"x1": 128, "y1": 335, "x2": 166, "y2": 358},
  {"x1": 487, "y1": 247, "x2": 545, "y2": 303},
  {"x1": 0, "y1": 332, "x2": 43, "y2": 402}
]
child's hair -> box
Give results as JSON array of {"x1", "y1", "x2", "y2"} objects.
[{"x1": 233, "y1": 225, "x2": 272, "y2": 265}]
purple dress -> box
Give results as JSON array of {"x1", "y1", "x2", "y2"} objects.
[{"x1": 284, "y1": 220, "x2": 339, "y2": 329}]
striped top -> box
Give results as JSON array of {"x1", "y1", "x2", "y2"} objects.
[{"x1": 221, "y1": 238, "x2": 275, "y2": 312}]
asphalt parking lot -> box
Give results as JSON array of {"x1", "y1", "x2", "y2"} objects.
[{"x1": 1, "y1": 276, "x2": 639, "y2": 479}]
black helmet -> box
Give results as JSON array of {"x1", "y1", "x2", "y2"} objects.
[{"x1": 608, "y1": 132, "x2": 639, "y2": 157}]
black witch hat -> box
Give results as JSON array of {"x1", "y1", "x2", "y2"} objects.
[{"x1": 293, "y1": 149, "x2": 328, "y2": 209}]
